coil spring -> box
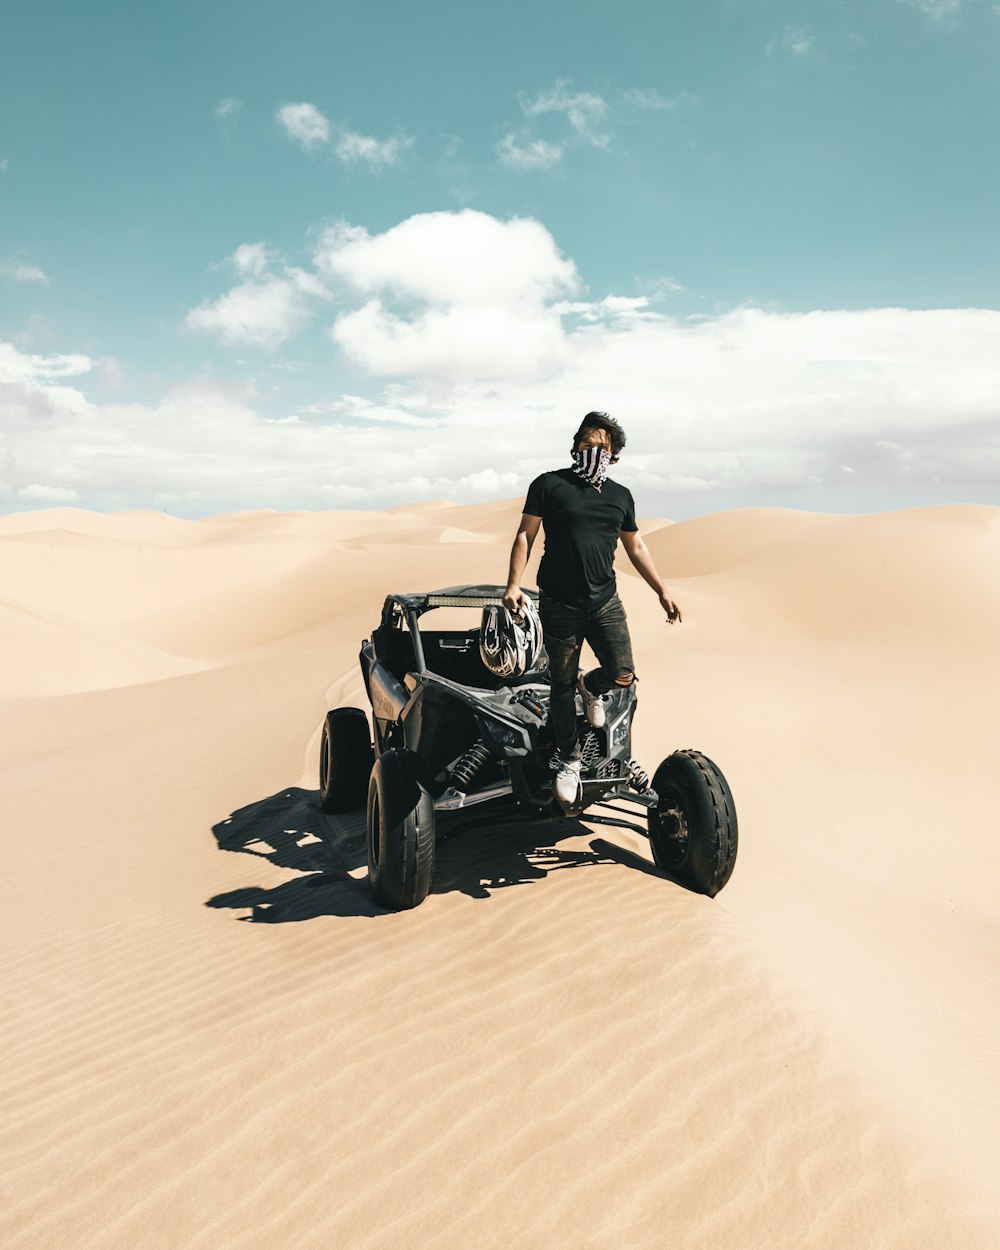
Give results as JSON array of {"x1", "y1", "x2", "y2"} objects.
[
  {"x1": 451, "y1": 740, "x2": 491, "y2": 791},
  {"x1": 627, "y1": 758, "x2": 650, "y2": 793}
]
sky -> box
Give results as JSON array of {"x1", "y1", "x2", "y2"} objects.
[{"x1": 1, "y1": 0, "x2": 999, "y2": 518}]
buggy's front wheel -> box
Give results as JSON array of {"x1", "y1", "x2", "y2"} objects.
[
  {"x1": 648, "y1": 750, "x2": 737, "y2": 897},
  {"x1": 367, "y1": 751, "x2": 435, "y2": 910}
]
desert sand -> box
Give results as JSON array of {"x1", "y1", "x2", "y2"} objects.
[{"x1": 1, "y1": 498, "x2": 998, "y2": 1249}]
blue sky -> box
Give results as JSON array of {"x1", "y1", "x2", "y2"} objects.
[{"x1": 1, "y1": 0, "x2": 998, "y2": 516}]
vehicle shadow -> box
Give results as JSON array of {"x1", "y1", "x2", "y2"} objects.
[
  {"x1": 206, "y1": 786, "x2": 659, "y2": 923},
  {"x1": 206, "y1": 786, "x2": 372, "y2": 922},
  {"x1": 433, "y1": 822, "x2": 659, "y2": 899}
]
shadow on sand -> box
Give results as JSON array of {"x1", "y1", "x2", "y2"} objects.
[{"x1": 206, "y1": 786, "x2": 659, "y2": 923}]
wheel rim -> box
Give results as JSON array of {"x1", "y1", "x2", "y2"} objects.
[
  {"x1": 370, "y1": 792, "x2": 381, "y2": 870},
  {"x1": 656, "y1": 787, "x2": 689, "y2": 868},
  {"x1": 320, "y1": 728, "x2": 330, "y2": 792}
]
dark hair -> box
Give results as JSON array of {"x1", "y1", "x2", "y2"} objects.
[{"x1": 571, "y1": 411, "x2": 626, "y2": 462}]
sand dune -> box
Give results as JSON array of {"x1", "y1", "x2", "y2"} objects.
[
  {"x1": 2, "y1": 498, "x2": 999, "y2": 1248},
  {"x1": 643, "y1": 504, "x2": 1000, "y2": 644},
  {"x1": 0, "y1": 596, "x2": 204, "y2": 697}
]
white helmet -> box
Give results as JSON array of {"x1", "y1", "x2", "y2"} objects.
[{"x1": 480, "y1": 597, "x2": 543, "y2": 679}]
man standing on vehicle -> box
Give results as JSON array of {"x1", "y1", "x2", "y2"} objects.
[{"x1": 503, "y1": 411, "x2": 682, "y2": 807}]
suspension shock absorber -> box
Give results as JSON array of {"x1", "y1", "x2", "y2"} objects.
[
  {"x1": 627, "y1": 758, "x2": 650, "y2": 793},
  {"x1": 450, "y1": 741, "x2": 491, "y2": 792}
]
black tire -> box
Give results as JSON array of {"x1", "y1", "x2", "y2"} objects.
[
  {"x1": 367, "y1": 751, "x2": 435, "y2": 910},
  {"x1": 648, "y1": 750, "x2": 737, "y2": 897},
  {"x1": 319, "y1": 708, "x2": 374, "y2": 813}
]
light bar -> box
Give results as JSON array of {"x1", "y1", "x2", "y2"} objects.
[{"x1": 425, "y1": 595, "x2": 505, "y2": 608}]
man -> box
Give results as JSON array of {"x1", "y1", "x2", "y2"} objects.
[{"x1": 503, "y1": 411, "x2": 682, "y2": 806}]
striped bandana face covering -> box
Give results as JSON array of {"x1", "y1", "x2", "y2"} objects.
[{"x1": 572, "y1": 445, "x2": 611, "y2": 488}]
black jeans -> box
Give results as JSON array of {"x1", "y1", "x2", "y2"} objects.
[{"x1": 539, "y1": 592, "x2": 635, "y2": 759}]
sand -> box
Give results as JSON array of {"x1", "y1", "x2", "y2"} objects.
[{"x1": 1, "y1": 498, "x2": 998, "y2": 1249}]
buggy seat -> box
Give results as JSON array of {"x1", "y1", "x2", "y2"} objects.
[{"x1": 372, "y1": 624, "x2": 549, "y2": 690}]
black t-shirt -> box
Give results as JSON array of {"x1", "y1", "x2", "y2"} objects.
[{"x1": 523, "y1": 467, "x2": 638, "y2": 609}]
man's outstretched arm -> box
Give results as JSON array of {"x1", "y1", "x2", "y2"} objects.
[
  {"x1": 619, "y1": 530, "x2": 682, "y2": 624},
  {"x1": 503, "y1": 513, "x2": 542, "y2": 612}
]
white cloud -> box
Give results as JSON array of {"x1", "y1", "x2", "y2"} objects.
[
  {"x1": 0, "y1": 342, "x2": 96, "y2": 431},
  {"x1": 553, "y1": 295, "x2": 652, "y2": 322},
  {"x1": 334, "y1": 129, "x2": 414, "y2": 168},
  {"x1": 187, "y1": 245, "x2": 330, "y2": 349},
  {"x1": 622, "y1": 88, "x2": 696, "y2": 111},
  {"x1": 275, "y1": 104, "x2": 414, "y2": 169},
  {"x1": 899, "y1": 0, "x2": 964, "y2": 16},
  {"x1": 288, "y1": 267, "x2": 330, "y2": 299},
  {"x1": 14, "y1": 264, "x2": 50, "y2": 284},
  {"x1": 3, "y1": 259, "x2": 51, "y2": 285},
  {"x1": 497, "y1": 78, "x2": 614, "y2": 172},
  {"x1": 498, "y1": 78, "x2": 698, "y2": 174},
  {"x1": 299, "y1": 395, "x2": 439, "y2": 427},
  {"x1": 787, "y1": 28, "x2": 815, "y2": 54},
  {"x1": 495, "y1": 134, "x2": 565, "y2": 171},
  {"x1": 0, "y1": 352, "x2": 477, "y2": 512},
  {"x1": 768, "y1": 27, "x2": 816, "y2": 55},
  {"x1": 214, "y1": 97, "x2": 242, "y2": 120},
  {"x1": 314, "y1": 210, "x2": 579, "y2": 381},
  {"x1": 231, "y1": 242, "x2": 274, "y2": 279},
  {"x1": 331, "y1": 299, "x2": 573, "y2": 383},
  {"x1": 97, "y1": 357, "x2": 125, "y2": 389},
  {"x1": 641, "y1": 276, "x2": 686, "y2": 299},
  {"x1": 277, "y1": 102, "x2": 330, "y2": 150},
  {"x1": 18, "y1": 483, "x2": 80, "y2": 504},
  {"x1": 0, "y1": 159, "x2": 8, "y2": 174},
  {"x1": 315, "y1": 210, "x2": 578, "y2": 308},
  {"x1": 0, "y1": 344, "x2": 92, "y2": 381},
  {"x1": 521, "y1": 80, "x2": 609, "y2": 146},
  {"x1": 499, "y1": 78, "x2": 697, "y2": 174},
  {"x1": 13, "y1": 313, "x2": 57, "y2": 346},
  {"x1": 186, "y1": 276, "x2": 315, "y2": 349}
]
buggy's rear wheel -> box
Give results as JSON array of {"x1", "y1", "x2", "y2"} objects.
[
  {"x1": 648, "y1": 750, "x2": 737, "y2": 897},
  {"x1": 367, "y1": 751, "x2": 435, "y2": 911},
  {"x1": 319, "y1": 708, "x2": 373, "y2": 813}
]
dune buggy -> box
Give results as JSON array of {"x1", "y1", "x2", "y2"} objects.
[{"x1": 319, "y1": 585, "x2": 737, "y2": 910}]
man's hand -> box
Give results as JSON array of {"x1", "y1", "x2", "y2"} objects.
[
  {"x1": 621, "y1": 531, "x2": 681, "y2": 624},
  {"x1": 504, "y1": 585, "x2": 528, "y2": 614},
  {"x1": 659, "y1": 591, "x2": 682, "y2": 624}
]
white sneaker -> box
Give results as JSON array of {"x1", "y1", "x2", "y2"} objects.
[
  {"x1": 551, "y1": 753, "x2": 582, "y2": 808},
  {"x1": 578, "y1": 670, "x2": 608, "y2": 728}
]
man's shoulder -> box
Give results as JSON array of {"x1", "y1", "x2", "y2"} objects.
[
  {"x1": 525, "y1": 467, "x2": 574, "y2": 495},
  {"x1": 603, "y1": 476, "x2": 634, "y2": 499}
]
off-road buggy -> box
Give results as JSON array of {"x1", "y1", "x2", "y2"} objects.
[{"x1": 319, "y1": 585, "x2": 737, "y2": 911}]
